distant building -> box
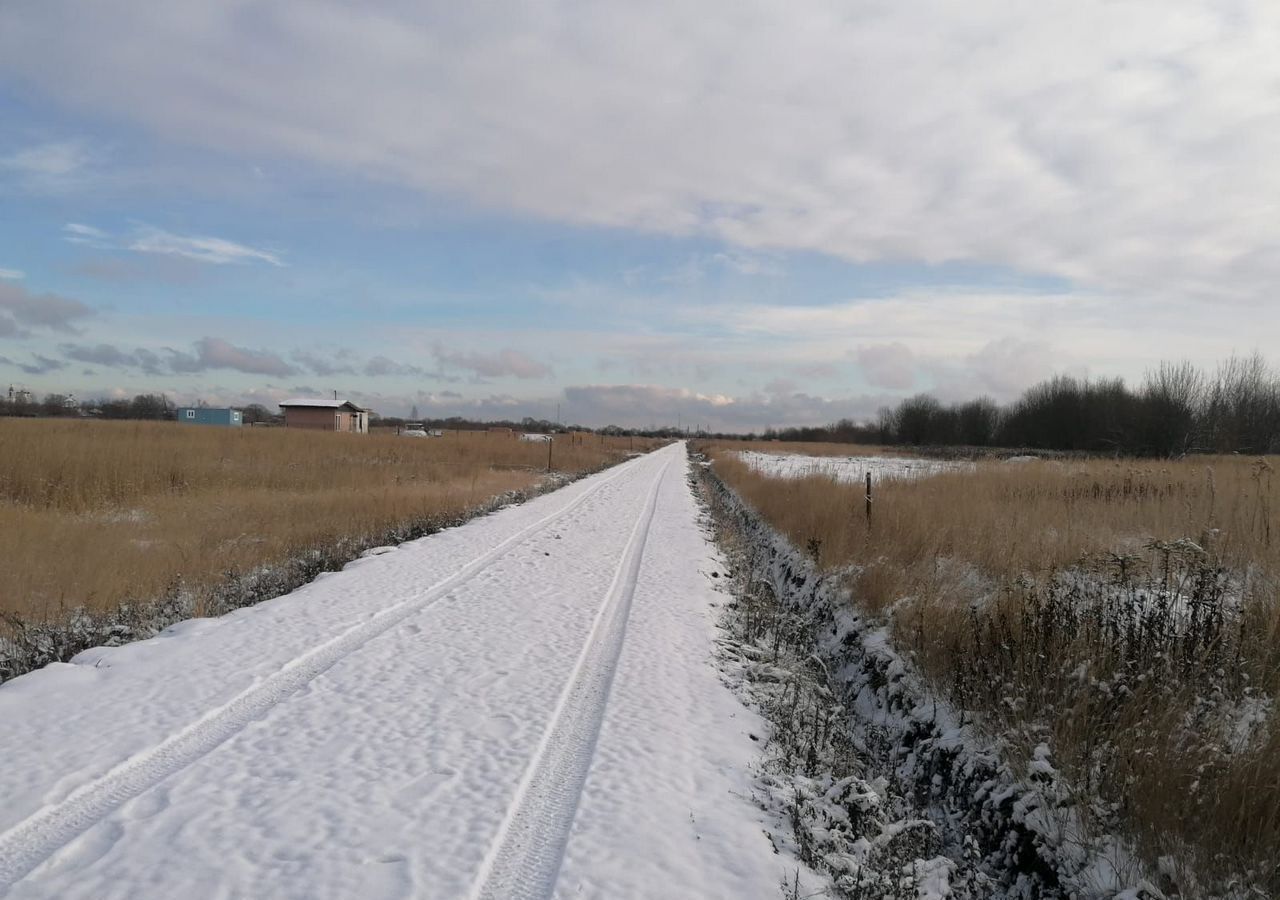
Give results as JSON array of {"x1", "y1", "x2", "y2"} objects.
[
  {"x1": 177, "y1": 407, "x2": 243, "y2": 427},
  {"x1": 279, "y1": 398, "x2": 369, "y2": 433}
]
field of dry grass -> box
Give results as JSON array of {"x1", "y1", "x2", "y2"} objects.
[
  {"x1": 703, "y1": 440, "x2": 1280, "y2": 894},
  {"x1": 0, "y1": 419, "x2": 659, "y2": 629}
]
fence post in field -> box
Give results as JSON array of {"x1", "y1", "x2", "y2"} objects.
[
  {"x1": 865, "y1": 471, "x2": 872, "y2": 531},
  {"x1": 547, "y1": 438, "x2": 553, "y2": 473}
]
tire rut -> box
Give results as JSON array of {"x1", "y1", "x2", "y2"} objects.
[
  {"x1": 467, "y1": 454, "x2": 672, "y2": 900},
  {"x1": 0, "y1": 453, "x2": 651, "y2": 891}
]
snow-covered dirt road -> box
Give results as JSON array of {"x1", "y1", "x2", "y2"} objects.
[{"x1": 0, "y1": 442, "x2": 789, "y2": 900}]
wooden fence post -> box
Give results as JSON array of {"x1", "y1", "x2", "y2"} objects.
[
  {"x1": 865, "y1": 471, "x2": 872, "y2": 530},
  {"x1": 547, "y1": 438, "x2": 553, "y2": 473}
]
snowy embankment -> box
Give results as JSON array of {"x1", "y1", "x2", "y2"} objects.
[
  {"x1": 0, "y1": 442, "x2": 796, "y2": 900},
  {"x1": 698, "y1": 454, "x2": 1160, "y2": 899},
  {"x1": 735, "y1": 450, "x2": 969, "y2": 483}
]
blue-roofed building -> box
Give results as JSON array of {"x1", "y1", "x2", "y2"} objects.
[{"x1": 177, "y1": 407, "x2": 243, "y2": 427}]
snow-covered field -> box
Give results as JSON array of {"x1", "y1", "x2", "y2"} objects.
[
  {"x1": 0, "y1": 442, "x2": 792, "y2": 899},
  {"x1": 735, "y1": 450, "x2": 969, "y2": 483}
]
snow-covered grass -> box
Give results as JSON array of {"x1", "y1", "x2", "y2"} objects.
[
  {"x1": 708, "y1": 446, "x2": 1280, "y2": 897},
  {"x1": 735, "y1": 450, "x2": 969, "y2": 483},
  {"x1": 0, "y1": 419, "x2": 664, "y2": 676},
  {"x1": 699, "y1": 457, "x2": 1155, "y2": 897}
]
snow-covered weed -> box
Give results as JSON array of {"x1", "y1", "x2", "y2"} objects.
[{"x1": 705, "y1": 443, "x2": 1280, "y2": 896}]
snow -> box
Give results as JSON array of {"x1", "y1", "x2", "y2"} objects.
[
  {"x1": 1027, "y1": 743, "x2": 1057, "y2": 779},
  {"x1": 1221, "y1": 692, "x2": 1272, "y2": 754},
  {"x1": 278, "y1": 397, "x2": 343, "y2": 407},
  {"x1": 735, "y1": 450, "x2": 968, "y2": 483},
  {"x1": 0, "y1": 442, "x2": 788, "y2": 899}
]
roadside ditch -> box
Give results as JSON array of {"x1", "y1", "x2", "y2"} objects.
[{"x1": 694, "y1": 449, "x2": 1162, "y2": 899}]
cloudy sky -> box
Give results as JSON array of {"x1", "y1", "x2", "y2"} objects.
[{"x1": 2, "y1": 1, "x2": 1278, "y2": 430}]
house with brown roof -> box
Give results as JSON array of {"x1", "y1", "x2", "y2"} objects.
[{"x1": 278, "y1": 398, "x2": 369, "y2": 433}]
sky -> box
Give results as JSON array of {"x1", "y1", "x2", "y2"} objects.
[{"x1": 1, "y1": 1, "x2": 1279, "y2": 431}]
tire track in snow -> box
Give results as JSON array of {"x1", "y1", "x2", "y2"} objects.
[
  {"x1": 468, "y1": 453, "x2": 672, "y2": 900},
  {"x1": 0, "y1": 452, "x2": 655, "y2": 891}
]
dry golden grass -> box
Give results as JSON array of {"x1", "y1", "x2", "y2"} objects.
[
  {"x1": 705, "y1": 441, "x2": 1280, "y2": 893},
  {"x1": 0, "y1": 419, "x2": 660, "y2": 626}
]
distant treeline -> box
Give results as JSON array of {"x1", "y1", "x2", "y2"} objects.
[
  {"x1": 764, "y1": 354, "x2": 1280, "y2": 456},
  {"x1": 383, "y1": 415, "x2": 680, "y2": 438},
  {"x1": 0, "y1": 396, "x2": 680, "y2": 437},
  {"x1": 0, "y1": 392, "x2": 177, "y2": 420},
  {"x1": 13, "y1": 353, "x2": 1279, "y2": 455}
]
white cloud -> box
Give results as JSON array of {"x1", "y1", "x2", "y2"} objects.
[
  {"x1": 712, "y1": 251, "x2": 783, "y2": 277},
  {"x1": 64, "y1": 223, "x2": 107, "y2": 239},
  {"x1": 682, "y1": 283, "x2": 1280, "y2": 400},
  {"x1": 129, "y1": 226, "x2": 283, "y2": 266},
  {"x1": 363, "y1": 355, "x2": 440, "y2": 378},
  {"x1": 855, "y1": 342, "x2": 917, "y2": 391},
  {"x1": 962, "y1": 337, "x2": 1060, "y2": 398},
  {"x1": 322, "y1": 382, "x2": 887, "y2": 431},
  {"x1": 560, "y1": 383, "x2": 882, "y2": 431},
  {"x1": 0, "y1": 268, "x2": 23, "y2": 280},
  {"x1": 60, "y1": 222, "x2": 283, "y2": 266},
  {"x1": 62, "y1": 222, "x2": 112, "y2": 248},
  {"x1": 434, "y1": 345, "x2": 553, "y2": 380},
  {"x1": 1, "y1": 140, "x2": 91, "y2": 178},
  {"x1": 3, "y1": 2, "x2": 1277, "y2": 305}
]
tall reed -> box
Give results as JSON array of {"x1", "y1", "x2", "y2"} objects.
[
  {"x1": 706, "y1": 443, "x2": 1280, "y2": 894},
  {"x1": 0, "y1": 419, "x2": 658, "y2": 626}
]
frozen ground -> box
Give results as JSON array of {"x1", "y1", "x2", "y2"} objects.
[
  {"x1": 735, "y1": 450, "x2": 968, "y2": 483},
  {"x1": 0, "y1": 442, "x2": 794, "y2": 900}
]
